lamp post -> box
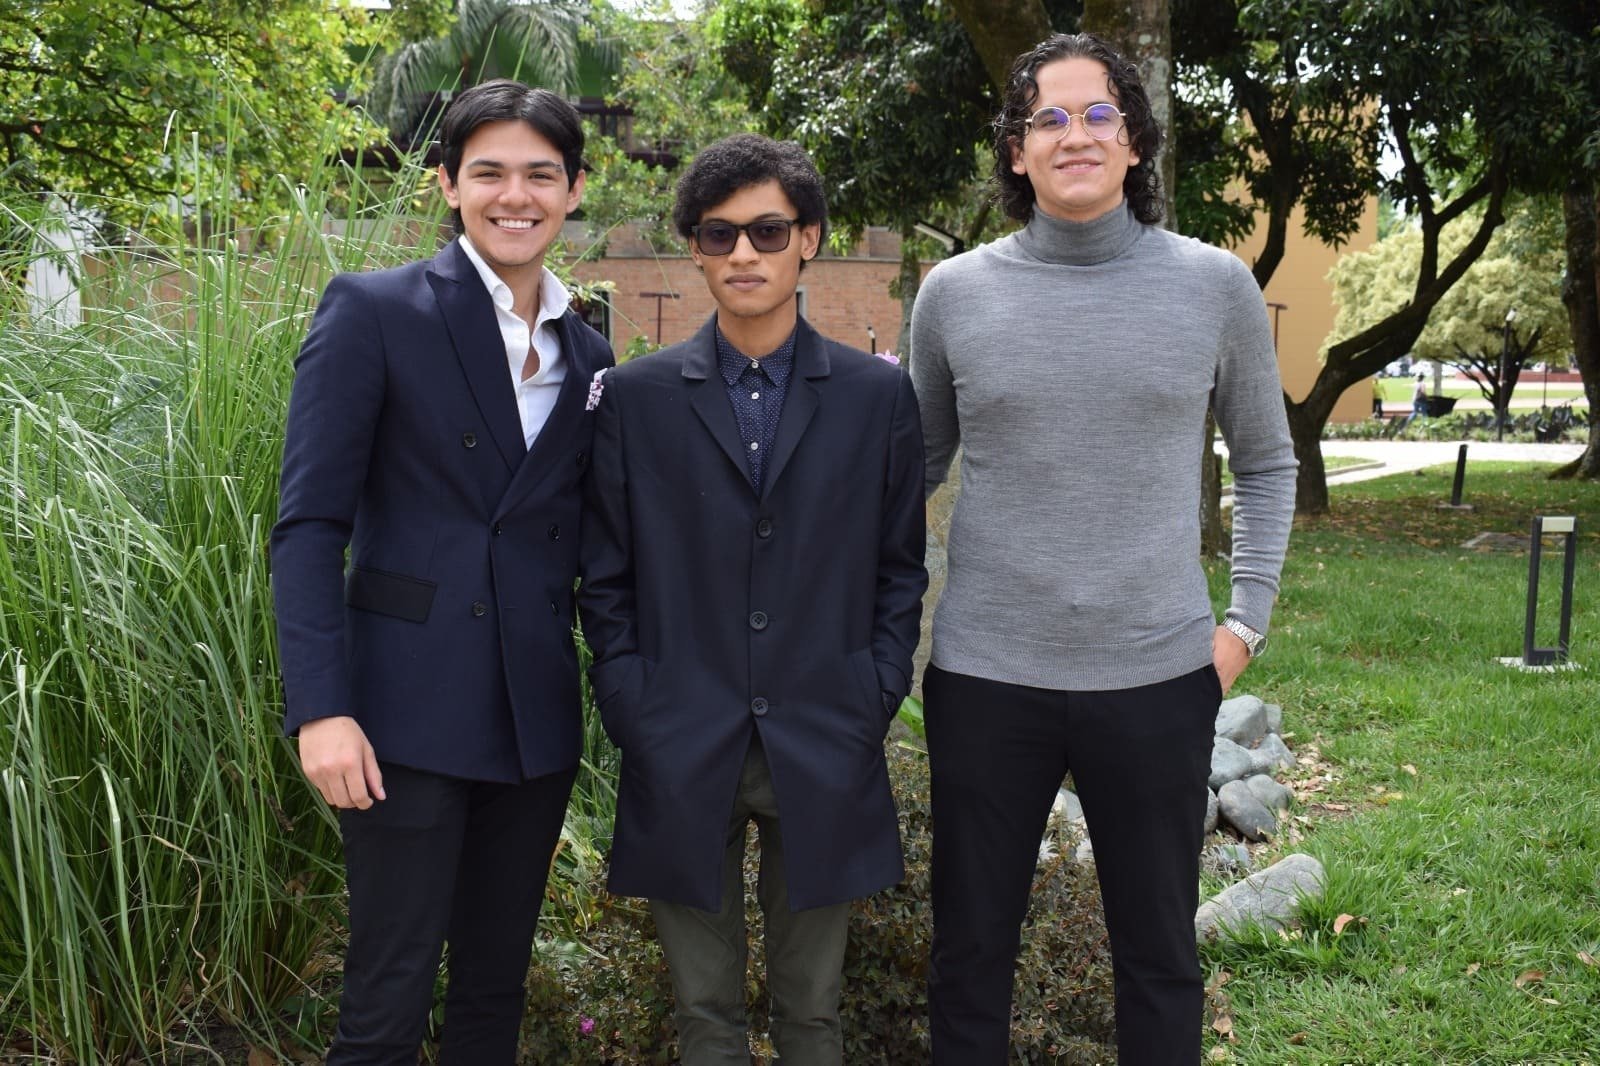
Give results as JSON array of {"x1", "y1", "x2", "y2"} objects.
[{"x1": 1497, "y1": 307, "x2": 1517, "y2": 442}]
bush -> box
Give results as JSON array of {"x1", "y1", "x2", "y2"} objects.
[{"x1": 521, "y1": 743, "x2": 1117, "y2": 1064}]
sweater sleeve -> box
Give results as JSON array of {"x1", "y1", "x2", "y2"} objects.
[
  {"x1": 1212, "y1": 256, "x2": 1298, "y2": 635},
  {"x1": 910, "y1": 266, "x2": 959, "y2": 500}
]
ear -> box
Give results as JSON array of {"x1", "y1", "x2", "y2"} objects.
[
  {"x1": 690, "y1": 237, "x2": 703, "y2": 270},
  {"x1": 1009, "y1": 135, "x2": 1027, "y2": 176},
  {"x1": 566, "y1": 169, "x2": 586, "y2": 214},
  {"x1": 437, "y1": 164, "x2": 460, "y2": 210},
  {"x1": 798, "y1": 221, "x2": 822, "y2": 262}
]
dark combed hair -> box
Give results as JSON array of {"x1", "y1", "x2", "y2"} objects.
[
  {"x1": 439, "y1": 79, "x2": 585, "y2": 232},
  {"x1": 672, "y1": 133, "x2": 828, "y2": 245},
  {"x1": 991, "y1": 33, "x2": 1164, "y2": 225}
]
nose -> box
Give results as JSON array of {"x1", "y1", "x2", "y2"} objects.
[
  {"x1": 728, "y1": 230, "x2": 761, "y2": 263},
  {"x1": 1059, "y1": 114, "x2": 1094, "y2": 147}
]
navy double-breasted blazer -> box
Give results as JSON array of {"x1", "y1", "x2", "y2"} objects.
[
  {"x1": 579, "y1": 316, "x2": 927, "y2": 911},
  {"x1": 272, "y1": 239, "x2": 614, "y2": 783}
]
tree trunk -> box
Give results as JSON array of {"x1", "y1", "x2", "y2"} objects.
[
  {"x1": 1285, "y1": 395, "x2": 1331, "y2": 515},
  {"x1": 1554, "y1": 176, "x2": 1600, "y2": 479},
  {"x1": 1082, "y1": 0, "x2": 1174, "y2": 225},
  {"x1": 895, "y1": 224, "x2": 921, "y2": 358},
  {"x1": 948, "y1": 0, "x2": 1054, "y2": 89}
]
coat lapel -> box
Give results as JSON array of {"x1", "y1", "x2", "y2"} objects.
[
  {"x1": 760, "y1": 318, "x2": 827, "y2": 502},
  {"x1": 683, "y1": 318, "x2": 754, "y2": 487},
  {"x1": 427, "y1": 241, "x2": 525, "y2": 472}
]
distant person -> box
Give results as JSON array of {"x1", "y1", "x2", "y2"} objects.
[
  {"x1": 580, "y1": 133, "x2": 927, "y2": 1064},
  {"x1": 272, "y1": 79, "x2": 612, "y2": 1062},
  {"x1": 1372, "y1": 377, "x2": 1384, "y2": 419},
  {"x1": 1408, "y1": 372, "x2": 1428, "y2": 424},
  {"x1": 909, "y1": 32, "x2": 1297, "y2": 1064}
]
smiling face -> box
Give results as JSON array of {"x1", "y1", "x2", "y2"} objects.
[
  {"x1": 1009, "y1": 56, "x2": 1139, "y2": 224},
  {"x1": 438, "y1": 119, "x2": 585, "y2": 294},
  {"x1": 691, "y1": 179, "x2": 820, "y2": 355}
]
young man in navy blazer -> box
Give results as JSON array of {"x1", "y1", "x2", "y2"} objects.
[
  {"x1": 271, "y1": 80, "x2": 613, "y2": 1063},
  {"x1": 580, "y1": 134, "x2": 927, "y2": 1065}
]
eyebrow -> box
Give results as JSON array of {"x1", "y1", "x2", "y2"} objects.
[{"x1": 463, "y1": 157, "x2": 564, "y2": 171}]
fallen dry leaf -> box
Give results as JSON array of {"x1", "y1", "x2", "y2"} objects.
[
  {"x1": 1465, "y1": 962, "x2": 1481, "y2": 976},
  {"x1": 1288, "y1": 1032, "x2": 1308, "y2": 1045},
  {"x1": 1207, "y1": 969, "x2": 1232, "y2": 994},
  {"x1": 1211, "y1": 1014, "x2": 1234, "y2": 1037},
  {"x1": 1514, "y1": 969, "x2": 1546, "y2": 988},
  {"x1": 1401, "y1": 763, "x2": 1418, "y2": 776},
  {"x1": 1578, "y1": 951, "x2": 1597, "y2": 968},
  {"x1": 1332, "y1": 913, "x2": 1365, "y2": 935}
]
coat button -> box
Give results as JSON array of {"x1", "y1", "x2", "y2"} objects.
[
  {"x1": 492, "y1": 522, "x2": 503, "y2": 536},
  {"x1": 471, "y1": 601, "x2": 487, "y2": 616},
  {"x1": 756, "y1": 518, "x2": 773, "y2": 539},
  {"x1": 749, "y1": 610, "x2": 768, "y2": 631},
  {"x1": 751, "y1": 697, "x2": 769, "y2": 716},
  {"x1": 548, "y1": 523, "x2": 561, "y2": 541},
  {"x1": 462, "y1": 432, "x2": 477, "y2": 448},
  {"x1": 550, "y1": 600, "x2": 559, "y2": 615},
  {"x1": 576, "y1": 450, "x2": 587, "y2": 469}
]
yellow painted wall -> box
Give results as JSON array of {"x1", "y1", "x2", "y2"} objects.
[{"x1": 1230, "y1": 197, "x2": 1380, "y2": 424}]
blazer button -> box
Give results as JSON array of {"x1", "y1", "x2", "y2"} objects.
[
  {"x1": 576, "y1": 450, "x2": 588, "y2": 469},
  {"x1": 471, "y1": 601, "x2": 487, "y2": 617},
  {"x1": 462, "y1": 432, "x2": 478, "y2": 448},
  {"x1": 548, "y1": 523, "x2": 561, "y2": 541},
  {"x1": 750, "y1": 697, "x2": 769, "y2": 716},
  {"x1": 756, "y1": 518, "x2": 773, "y2": 539},
  {"x1": 749, "y1": 610, "x2": 768, "y2": 631},
  {"x1": 492, "y1": 522, "x2": 504, "y2": 536},
  {"x1": 550, "y1": 600, "x2": 560, "y2": 615}
]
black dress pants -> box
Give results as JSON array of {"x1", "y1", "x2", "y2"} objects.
[
  {"x1": 924, "y1": 663, "x2": 1220, "y2": 1066},
  {"x1": 327, "y1": 761, "x2": 577, "y2": 1066}
]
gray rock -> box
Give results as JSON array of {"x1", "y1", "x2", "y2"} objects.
[
  {"x1": 1195, "y1": 853, "x2": 1327, "y2": 942},
  {"x1": 1215, "y1": 695, "x2": 1268, "y2": 747},
  {"x1": 1202, "y1": 842, "x2": 1253, "y2": 876},
  {"x1": 1245, "y1": 773, "x2": 1293, "y2": 812},
  {"x1": 1203, "y1": 788, "x2": 1220, "y2": 836},
  {"x1": 1218, "y1": 779, "x2": 1277, "y2": 841},
  {"x1": 1248, "y1": 733, "x2": 1295, "y2": 775},
  {"x1": 1209, "y1": 737, "x2": 1255, "y2": 790},
  {"x1": 1264, "y1": 702, "x2": 1284, "y2": 734}
]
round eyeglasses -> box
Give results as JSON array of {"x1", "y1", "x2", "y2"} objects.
[
  {"x1": 691, "y1": 217, "x2": 799, "y2": 256},
  {"x1": 1024, "y1": 103, "x2": 1126, "y2": 142}
]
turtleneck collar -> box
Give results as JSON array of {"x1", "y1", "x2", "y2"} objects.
[{"x1": 1014, "y1": 202, "x2": 1142, "y2": 266}]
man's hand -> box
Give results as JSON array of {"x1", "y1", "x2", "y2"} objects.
[
  {"x1": 1212, "y1": 625, "x2": 1251, "y2": 694},
  {"x1": 298, "y1": 716, "x2": 386, "y2": 809}
]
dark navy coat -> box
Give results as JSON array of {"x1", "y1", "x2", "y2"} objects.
[
  {"x1": 579, "y1": 316, "x2": 926, "y2": 911},
  {"x1": 272, "y1": 240, "x2": 613, "y2": 782}
]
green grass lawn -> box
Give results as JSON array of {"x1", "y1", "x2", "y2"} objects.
[
  {"x1": 1200, "y1": 463, "x2": 1600, "y2": 1063},
  {"x1": 1377, "y1": 377, "x2": 1588, "y2": 406}
]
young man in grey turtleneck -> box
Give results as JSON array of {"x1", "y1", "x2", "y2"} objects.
[{"x1": 909, "y1": 32, "x2": 1297, "y2": 1065}]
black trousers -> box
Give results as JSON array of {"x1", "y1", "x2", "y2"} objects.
[
  {"x1": 924, "y1": 663, "x2": 1220, "y2": 1066},
  {"x1": 327, "y1": 761, "x2": 577, "y2": 1066}
]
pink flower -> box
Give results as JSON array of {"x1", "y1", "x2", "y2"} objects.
[
  {"x1": 586, "y1": 368, "x2": 609, "y2": 411},
  {"x1": 580, "y1": 1016, "x2": 596, "y2": 1036},
  {"x1": 873, "y1": 350, "x2": 901, "y2": 366}
]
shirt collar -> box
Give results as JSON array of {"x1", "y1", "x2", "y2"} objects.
[
  {"x1": 715, "y1": 324, "x2": 797, "y2": 389},
  {"x1": 457, "y1": 234, "x2": 570, "y2": 326}
]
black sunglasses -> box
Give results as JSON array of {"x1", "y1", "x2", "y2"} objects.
[{"x1": 691, "y1": 217, "x2": 799, "y2": 256}]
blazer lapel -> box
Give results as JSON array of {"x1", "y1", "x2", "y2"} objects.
[
  {"x1": 683, "y1": 318, "x2": 754, "y2": 488},
  {"x1": 427, "y1": 241, "x2": 525, "y2": 473},
  {"x1": 497, "y1": 311, "x2": 590, "y2": 515},
  {"x1": 760, "y1": 318, "x2": 826, "y2": 502}
]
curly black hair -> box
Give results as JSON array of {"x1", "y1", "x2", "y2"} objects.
[
  {"x1": 991, "y1": 33, "x2": 1164, "y2": 225},
  {"x1": 672, "y1": 134, "x2": 828, "y2": 248},
  {"x1": 438, "y1": 79, "x2": 585, "y2": 235}
]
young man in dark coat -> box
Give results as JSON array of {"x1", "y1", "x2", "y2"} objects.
[
  {"x1": 272, "y1": 80, "x2": 612, "y2": 1063},
  {"x1": 579, "y1": 133, "x2": 926, "y2": 1065}
]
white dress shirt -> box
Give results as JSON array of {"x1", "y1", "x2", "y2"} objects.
[{"x1": 457, "y1": 235, "x2": 569, "y2": 449}]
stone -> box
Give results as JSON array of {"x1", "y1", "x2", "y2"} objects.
[
  {"x1": 1248, "y1": 733, "x2": 1295, "y2": 775},
  {"x1": 1264, "y1": 702, "x2": 1284, "y2": 734},
  {"x1": 1203, "y1": 788, "x2": 1220, "y2": 836},
  {"x1": 1195, "y1": 853, "x2": 1327, "y2": 943},
  {"x1": 1218, "y1": 779, "x2": 1277, "y2": 841},
  {"x1": 1209, "y1": 736, "x2": 1255, "y2": 791},
  {"x1": 1215, "y1": 695, "x2": 1268, "y2": 747},
  {"x1": 1245, "y1": 773, "x2": 1293, "y2": 812},
  {"x1": 1202, "y1": 842, "x2": 1252, "y2": 876}
]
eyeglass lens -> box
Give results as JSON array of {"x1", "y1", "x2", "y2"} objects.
[
  {"x1": 1029, "y1": 103, "x2": 1123, "y2": 140},
  {"x1": 694, "y1": 219, "x2": 794, "y2": 256}
]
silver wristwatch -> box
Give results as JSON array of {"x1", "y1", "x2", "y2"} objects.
[{"x1": 1223, "y1": 618, "x2": 1268, "y2": 658}]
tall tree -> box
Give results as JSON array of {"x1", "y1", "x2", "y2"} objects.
[{"x1": 1556, "y1": 181, "x2": 1600, "y2": 478}]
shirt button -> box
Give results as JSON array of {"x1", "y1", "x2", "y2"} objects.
[
  {"x1": 749, "y1": 441, "x2": 759, "y2": 451},
  {"x1": 756, "y1": 518, "x2": 773, "y2": 538},
  {"x1": 749, "y1": 610, "x2": 768, "y2": 631},
  {"x1": 751, "y1": 697, "x2": 769, "y2": 716},
  {"x1": 548, "y1": 523, "x2": 561, "y2": 540},
  {"x1": 752, "y1": 391, "x2": 760, "y2": 400},
  {"x1": 471, "y1": 601, "x2": 487, "y2": 617},
  {"x1": 750, "y1": 361, "x2": 760, "y2": 371},
  {"x1": 462, "y1": 432, "x2": 478, "y2": 448}
]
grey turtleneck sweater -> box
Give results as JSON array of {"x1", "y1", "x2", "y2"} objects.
[{"x1": 909, "y1": 204, "x2": 1297, "y2": 692}]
